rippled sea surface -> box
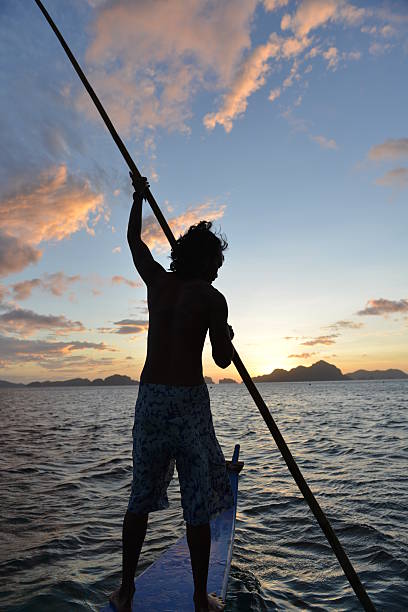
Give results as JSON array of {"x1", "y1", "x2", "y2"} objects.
[{"x1": 1, "y1": 381, "x2": 407, "y2": 611}]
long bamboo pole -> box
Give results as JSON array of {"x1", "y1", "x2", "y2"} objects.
[{"x1": 33, "y1": 2, "x2": 376, "y2": 609}]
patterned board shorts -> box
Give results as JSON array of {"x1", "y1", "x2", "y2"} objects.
[{"x1": 127, "y1": 382, "x2": 234, "y2": 526}]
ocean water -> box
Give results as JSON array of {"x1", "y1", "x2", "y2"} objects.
[{"x1": 0, "y1": 381, "x2": 407, "y2": 611}]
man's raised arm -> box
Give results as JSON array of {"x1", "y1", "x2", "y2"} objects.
[{"x1": 127, "y1": 173, "x2": 166, "y2": 286}]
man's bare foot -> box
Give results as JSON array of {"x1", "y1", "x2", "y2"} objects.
[
  {"x1": 194, "y1": 592, "x2": 225, "y2": 611},
  {"x1": 208, "y1": 592, "x2": 225, "y2": 611},
  {"x1": 109, "y1": 586, "x2": 135, "y2": 612}
]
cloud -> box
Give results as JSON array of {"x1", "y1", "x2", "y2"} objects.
[
  {"x1": 0, "y1": 232, "x2": 42, "y2": 277},
  {"x1": 323, "y1": 46, "x2": 339, "y2": 69},
  {"x1": 263, "y1": 0, "x2": 289, "y2": 10},
  {"x1": 328, "y1": 320, "x2": 363, "y2": 330},
  {"x1": 0, "y1": 334, "x2": 113, "y2": 367},
  {"x1": 269, "y1": 87, "x2": 282, "y2": 102},
  {"x1": 204, "y1": 33, "x2": 281, "y2": 132},
  {"x1": 0, "y1": 308, "x2": 85, "y2": 338},
  {"x1": 288, "y1": 352, "x2": 315, "y2": 358},
  {"x1": 310, "y1": 134, "x2": 338, "y2": 149},
  {"x1": 11, "y1": 273, "x2": 81, "y2": 301},
  {"x1": 281, "y1": 0, "x2": 366, "y2": 38},
  {"x1": 369, "y1": 41, "x2": 392, "y2": 56},
  {"x1": 0, "y1": 284, "x2": 8, "y2": 305},
  {"x1": 0, "y1": 166, "x2": 104, "y2": 277},
  {"x1": 301, "y1": 333, "x2": 338, "y2": 346},
  {"x1": 368, "y1": 138, "x2": 408, "y2": 160},
  {"x1": 111, "y1": 275, "x2": 141, "y2": 288},
  {"x1": 357, "y1": 298, "x2": 408, "y2": 316},
  {"x1": 113, "y1": 319, "x2": 149, "y2": 335},
  {"x1": 112, "y1": 246, "x2": 121, "y2": 253},
  {"x1": 376, "y1": 168, "x2": 408, "y2": 188},
  {"x1": 81, "y1": 0, "x2": 257, "y2": 134},
  {"x1": 142, "y1": 202, "x2": 226, "y2": 252}
]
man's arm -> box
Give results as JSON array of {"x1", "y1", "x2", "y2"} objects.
[
  {"x1": 209, "y1": 289, "x2": 234, "y2": 368},
  {"x1": 127, "y1": 174, "x2": 166, "y2": 286}
]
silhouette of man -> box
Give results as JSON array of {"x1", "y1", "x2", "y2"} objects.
[{"x1": 109, "y1": 174, "x2": 234, "y2": 612}]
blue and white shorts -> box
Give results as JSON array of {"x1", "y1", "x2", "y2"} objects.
[{"x1": 127, "y1": 383, "x2": 234, "y2": 526}]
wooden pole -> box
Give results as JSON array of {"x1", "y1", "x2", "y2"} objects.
[{"x1": 33, "y1": 2, "x2": 376, "y2": 609}]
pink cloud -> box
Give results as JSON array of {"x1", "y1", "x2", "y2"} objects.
[
  {"x1": 111, "y1": 275, "x2": 141, "y2": 288},
  {"x1": 288, "y1": 352, "x2": 316, "y2": 358},
  {"x1": 0, "y1": 334, "x2": 114, "y2": 367},
  {"x1": 376, "y1": 168, "x2": 408, "y2": 188},
  {"x1": 12, "y1": 273, "x2": 81, "y2": 301},
  {"x1": 310, "y1": 134, "x2": 338, "y2": 149},
  {"x1": 368, "y1": 138, "x2": 408, "y2": 160},
  {"x1": 357, "y1": 298, "x2": 408, "y2": 316},
  {"x1": 0, "y1": 307, "x2": 85, "y2": 337},
  {"x1": 0, "y1": 232, "x2": 42, "y2": 277},
  {"x1": 113, "y1": 319, "x2": 149, "y2": 335}
]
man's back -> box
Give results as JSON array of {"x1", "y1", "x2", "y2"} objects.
[{"x1": 142, "y1": 272, "x2": 220, "y2": 386}]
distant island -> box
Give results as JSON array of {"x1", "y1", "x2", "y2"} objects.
[
  {"x1": 347, "y1": 369, "x2": 408, "y2": 380},
  {"x1": 251, "y1": 360, "x2": 408, "y2": 383},
  {"x1": 0, "y1": 374, "x2": 139, "y2": 388},
  {"x1": 1, "y1": 362, "x2": 407, "y2": 388}
]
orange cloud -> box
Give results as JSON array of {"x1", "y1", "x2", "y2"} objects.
[
  {"x1": 301, "y1": 334, "x2": 338, "y2": 346},
  {"x1": 0, "y1": 166, "x2": 104, "y2": 277},
  {"x1": 281, "y1": 0, "x2": 366, "y2": 38},
  {"x1": 204, "y1": 34, "x2": 281, "y2": 132},
  {"x1": 142, "y1": 202, "x2": 226, "y2": 252},
  {"x1": 0, "y1": 165, "x2": 104, "y2": 244},
  {"x1": 81, "y1": 0, "x2": 256, "y2": 134},
  {"x1": 288, "y1": 352, "x2": 315, "y2": 358},
  {"x1": 263, "y1": 0, "x2": 289, "y2": 9}
]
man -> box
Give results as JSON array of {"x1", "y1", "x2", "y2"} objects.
[{"x1": 110, "y1": 174, "x2": 234, "y2": 612}]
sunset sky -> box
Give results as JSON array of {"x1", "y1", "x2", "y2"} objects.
[{"x1": 1, "y1": 0, "x2": 407, "y2": 383}]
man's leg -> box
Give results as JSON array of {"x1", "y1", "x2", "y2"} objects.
[
  {"x1": 109, "y1": 510, "x2": 148, "y2": 612},
  {"x1": 187, "y1": 522, "x2": 211, "y2": 609},
  {"x1": 186, "y1": 522, "x2": 225, "y2": 612}
]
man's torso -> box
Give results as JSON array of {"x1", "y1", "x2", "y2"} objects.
[{"x1": 141, "y1": 272, "x2": 216, "y2": 385}]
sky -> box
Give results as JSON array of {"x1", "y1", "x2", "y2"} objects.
[{"x1": 0, "y1": 0, "x2": 407, "y2": 383}]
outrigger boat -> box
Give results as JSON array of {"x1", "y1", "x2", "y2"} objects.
[{"x1": 101, "y1": 445, "x2": 243, "y2": 612}]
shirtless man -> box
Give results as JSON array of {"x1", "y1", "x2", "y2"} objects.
[{"x1": 109, "y1": 174, "x2": 234, "y2": 612}]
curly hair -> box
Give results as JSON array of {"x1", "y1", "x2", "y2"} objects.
[{"x1": 169, "y1": 220, "x2": 228, "y2": 278}]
